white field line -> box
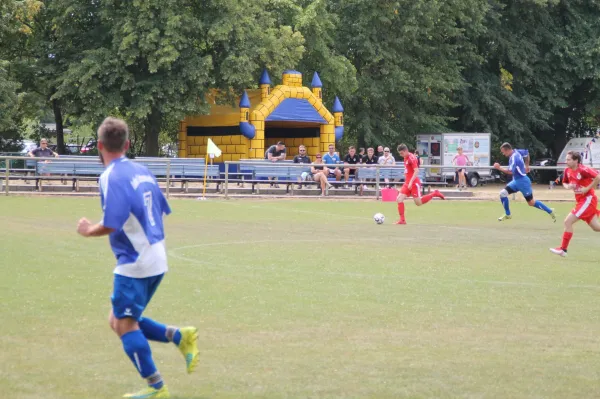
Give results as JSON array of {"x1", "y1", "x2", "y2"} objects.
[{"x1": 168, "y1": 238, "x2": 600, "y2": 291}]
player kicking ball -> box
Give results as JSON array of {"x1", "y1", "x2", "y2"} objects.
[
  {"x1": 550, "y1": 151, "x2": 600, "y2": 257},
  {"x1": 76, "y1": 117, "x2": 199, "y2": 398},
  {"x1": 395, "y1": 143, "x2": 445, "y2": 224},
  {"x1": 494, "y1": 142, "x2": 556, "y2": 222}
]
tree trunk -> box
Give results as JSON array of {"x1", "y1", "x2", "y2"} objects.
[
  {"x1": 144, "y1": 108, "x2": 161, "y2": 156},
  {"x1": 52, "y1": 99, "x2": 65, "y2": 154}
]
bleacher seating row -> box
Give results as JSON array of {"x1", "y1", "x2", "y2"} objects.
[{"x1": 5, "y1": 155, "x2": 446, "y2": 194}]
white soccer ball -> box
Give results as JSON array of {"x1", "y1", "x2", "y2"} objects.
[{"x1": 373, "y1": 213, "x2": 385, "y2": 224}]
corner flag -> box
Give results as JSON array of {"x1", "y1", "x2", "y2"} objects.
[{"x1": 207, "y1": 138, "x2": 222, "y2": 158}]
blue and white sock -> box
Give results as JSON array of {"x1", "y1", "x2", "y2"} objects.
[
  {"x1": 139, "y1": 317, "x2": 182, "y2": 346},
  {"x1": 501, "y1": 196, "x2": 511, "y2": 215},
  {"x1": 121, "y1": 330, "x2": 164, "y2": 389},
  {"x1": 534, "y1": 200, "x2": 553, "y2": 214}
]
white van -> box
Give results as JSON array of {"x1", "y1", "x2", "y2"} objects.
[{"x1": 557, "y1": 137, "x2": 600, "y2": 167}]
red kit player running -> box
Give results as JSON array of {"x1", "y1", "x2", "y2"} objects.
[
  {"x1": 395, "y1": 144, "x2": 445, "y2": 224},
  {"x1": 550, "y1": 150, "x2": 600, "y2": 257}
]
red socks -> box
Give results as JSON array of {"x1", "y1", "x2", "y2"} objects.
[
  {"x1": 421, "y1": 193, "x2": 434, "y2": 205},
  {"x1": 397, "y1": 202, "x2": 405, "y2": 220},
  {"x1": 561, "y1": 232, "x2": 573, "y2": 251}
]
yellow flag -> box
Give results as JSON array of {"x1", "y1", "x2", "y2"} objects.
[{"x1": 206, "y1": 138, "x2": 222, "y2": 157}]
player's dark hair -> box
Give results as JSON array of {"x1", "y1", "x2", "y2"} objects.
[
  {"x1": 98, "y1": 117, "x2": 129, "y2": 153},
  {"x1": 567, "y1": 150, "x2": 582, "y2": 164},
  {"x1": 397, "y1": 144, "x2": 408, "y2": 152},
  {"x1": 500, "y1": 142, "x2": 512, "y2": 150}
]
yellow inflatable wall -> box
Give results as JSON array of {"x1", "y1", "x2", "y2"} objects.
[{"x1": 178, "y1": 70, "x2": 344, "y2": 161}]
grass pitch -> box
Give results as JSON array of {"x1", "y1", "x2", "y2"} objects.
[{"x1": 1, "y1": 196, "x2": 600, "y2": 399}]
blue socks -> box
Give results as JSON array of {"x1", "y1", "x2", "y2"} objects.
[
  {"x1": 534, "y1": 200, "x2": 553, "y2": 214},
  {"x1": 139, "y1": 317, "x2": 182, "y2": 346},
  {"x1": 501, "y1": 196, "x2": 511, "y2": 215},
  {"x1": 121, "y1": 330, "x2": 163, "y2": 389}
]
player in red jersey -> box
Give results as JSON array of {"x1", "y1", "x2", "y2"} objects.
[
  {"x1": 395, "y1": 144, "x2": 445, "y2": 224},
  {"x1": 550, "y1": 151, "x2": 600, "y2": 257}
]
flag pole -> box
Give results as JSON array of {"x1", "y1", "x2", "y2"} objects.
[{"x1": 201, "y1": 154, "x2": 209, "y2": 200}]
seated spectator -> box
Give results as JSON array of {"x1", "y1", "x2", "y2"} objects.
[
  {"x1": 361, "y1": 147, "x2": 379, "y2": 189},
  {"x1": 359, "y1": 147, "x2": 366, "y2": 159},
  {"x1": 322, "y1": 143, "x2": 343, "y2": 183},
  {"x1": 264, "y1": 141, "x2": 286, "y2": 187},
  {"x1": 293, "y1": 144, "x2": 311, "y2": 189},
  {"x1": 377, "y1": 145, "x2": 384, "y2": 158},
  {"x1": 378, "y1": 147, "x2": 396, "y2": 185},
  {"x1": 343, "y1": 146, "x2": 361, "y2": 188},
  {"x1": 311, "y1": 153, "x2": 333, "y2": 196}
]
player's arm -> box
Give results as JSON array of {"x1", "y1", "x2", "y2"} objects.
[
  {"x1": 562, "y1": 169, "x2": 573, "y2": 189},
  {"x1": 493, "y1": 163, "x2": 512, "y2": 175},
  {"x1": 523, "y1": 155, "x2": 530, "y2": 173},
  {"x1": 77, "y1": 219, "x2": 114, "y2": 237},
  {"x1": 580, "y1": 169, "x2": 600, "y2": 194}
]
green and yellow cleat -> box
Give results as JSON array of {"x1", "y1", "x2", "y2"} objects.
[
  {"x1": 498, "y1": 214, "x2": 512, "y2": 222},
  {"x1": 123, "y1": 385, "x2": 170, "y2": 398},
  {"x1": 178, "y1": 327, "x2": 199, "y2": 374},
  {"x1": 550, "y1": 210, "x2": 556, "y2": 222}
]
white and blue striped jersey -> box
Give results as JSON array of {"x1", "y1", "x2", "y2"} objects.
[
  {"x1": 99, "y1": 157, "x2": 171, "y2": 278},
  {"x1": 509, "y1": 149, "x2": 529, "y2": 180}
]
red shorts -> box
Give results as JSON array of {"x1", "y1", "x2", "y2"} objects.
[
  {"x1": 400, "y1": 180, "x2": 422, "y2": 198},
  {"x1": 572, "y1": 195, "x2": 600, "y2": 224}
]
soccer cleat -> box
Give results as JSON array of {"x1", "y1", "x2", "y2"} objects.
[
  {"x1": 498, "y1": 214, "x2": 512, "y2": 222},
  {"x1": 433, "y1": 190, "x2": 445, "y2": 200},
  {"x1": 549, "y1": 247, "x2": 567, "y2": 257},
  {"x1": 123, "y1": 385, "x2": 170, "y2": 398},
  {"x1": 178, "y1": 327, "x2": 199, "y2": 374},
  {"x1": 395, "y1": 219, "x2": 406, "y2": 225},
  {"x1": 550, "y1": 210, "x2": 556, "y2": 222}
]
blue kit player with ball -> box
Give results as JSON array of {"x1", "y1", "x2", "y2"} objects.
[
  {"x1": 494, "y1": 142, "x2": 555, "y2": 222},
  {"x1": 77, "y1": 117, "x2": 199, "y2": 398}
]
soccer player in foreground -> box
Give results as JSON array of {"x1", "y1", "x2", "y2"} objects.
[
  {"x1": 76, "y1": 117, "x2": 199, "y2": 398},
  {"x1": 550, "y1": 151, "x2": 600, "y2": 257},
  {"x1": 395, "y1": 143, "x2": 445, "y2": 224},
  {"x1": 494, "y1": 142, "x2": 555, "y2": 222}
]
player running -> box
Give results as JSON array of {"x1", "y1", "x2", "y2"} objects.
[
  {"x1": 77, "y1": 117, "x2": 199, "y2": 398},
  {"x1": 395, "y1": 143, "x2": 445, "y2": 224},
  {"x1": 550, "y1": 151, "x2": 600, "y2": 257},
  {"x1": 494, "y1": 142, "x2": 555, "y2": 222}
]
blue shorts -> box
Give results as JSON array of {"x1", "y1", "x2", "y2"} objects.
[
  {"x1": 507, "y1": 177, "x2": 533, "y2": 200},
  {"x1": 111, "y1": 273, "x2": 164, "y2": 320}
]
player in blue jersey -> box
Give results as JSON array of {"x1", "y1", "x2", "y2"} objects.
[
  {"x1": 77, "y1": 117, "x2": 198, "y2": 399},
  {"x1": 493, "y1": 142, "x2": 555, "y2": 222}
]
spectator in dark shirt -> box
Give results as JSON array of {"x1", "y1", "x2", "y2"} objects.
[
  {"x1": 28, "y1": 138, "x2": 58, "y2": 158},
  {"x1": 293, "y1": 145, "x2": 311, "y2": 188},
  {"x1": 265, "y1": 141, "x2": 286, "y2": 162},
  {"x1": 264, "y1": 141, "x2": 286, "y2": 187},
  {"x1": 343, "y1": 146, "x2": 361, "y2": 187}
]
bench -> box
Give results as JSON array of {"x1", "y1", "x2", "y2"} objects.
[
  {"x1": 356, "y1": 167, "x2": 445, "y2": 194},
  {"x1": 32, "y1": 158, "x2": 221, "y2": 192}
]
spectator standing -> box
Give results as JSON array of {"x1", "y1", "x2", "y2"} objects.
[
  {"x1": 264, "y1": 141, "x2": 286, "y2": 187},
  {"x1": 28, "y1": 138, "x2": 59, "y2": 190}
]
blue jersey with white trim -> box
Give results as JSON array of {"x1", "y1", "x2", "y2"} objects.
[
  {"x1": 99, "y1": 157, "x2": 171, "y2": 278},
  {"x1": 509, "y1": 149, "x2": 529, "y2": 180}
]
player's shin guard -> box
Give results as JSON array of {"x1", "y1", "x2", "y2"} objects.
[
  {"x1": 121, "y1": 330, "x2": 164, "y2": 389},
  {"x1": 139, "y1": 317, "x2": 182, "y2": 346},
  {"x1": 421, "y1": 193, "x2": 434, "y2": 204},
  {"x1": 397, "y1": 202, "x2": 405, "y2": 220},
  {"x1": 500, "y1": 196, "x2": 510, "y2": 215},
  {"x1": 561, "y1": 231, "x2": 573, "y2": 251},
  {"x1": 534, "y1": 200, "x2": 553, "y2": 214}
]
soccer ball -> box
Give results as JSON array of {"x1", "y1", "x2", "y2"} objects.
[{"x1": 373, "y1": 213, "x2": 385, "y2": 224}]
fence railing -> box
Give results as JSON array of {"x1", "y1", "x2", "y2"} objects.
[{"x1": 0, "y1": 154, "x2": 569, "y2": 198}]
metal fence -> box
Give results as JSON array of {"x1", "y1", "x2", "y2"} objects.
[{"x1": 0, "y1": 154, "x2": 568, "y2": 199}]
